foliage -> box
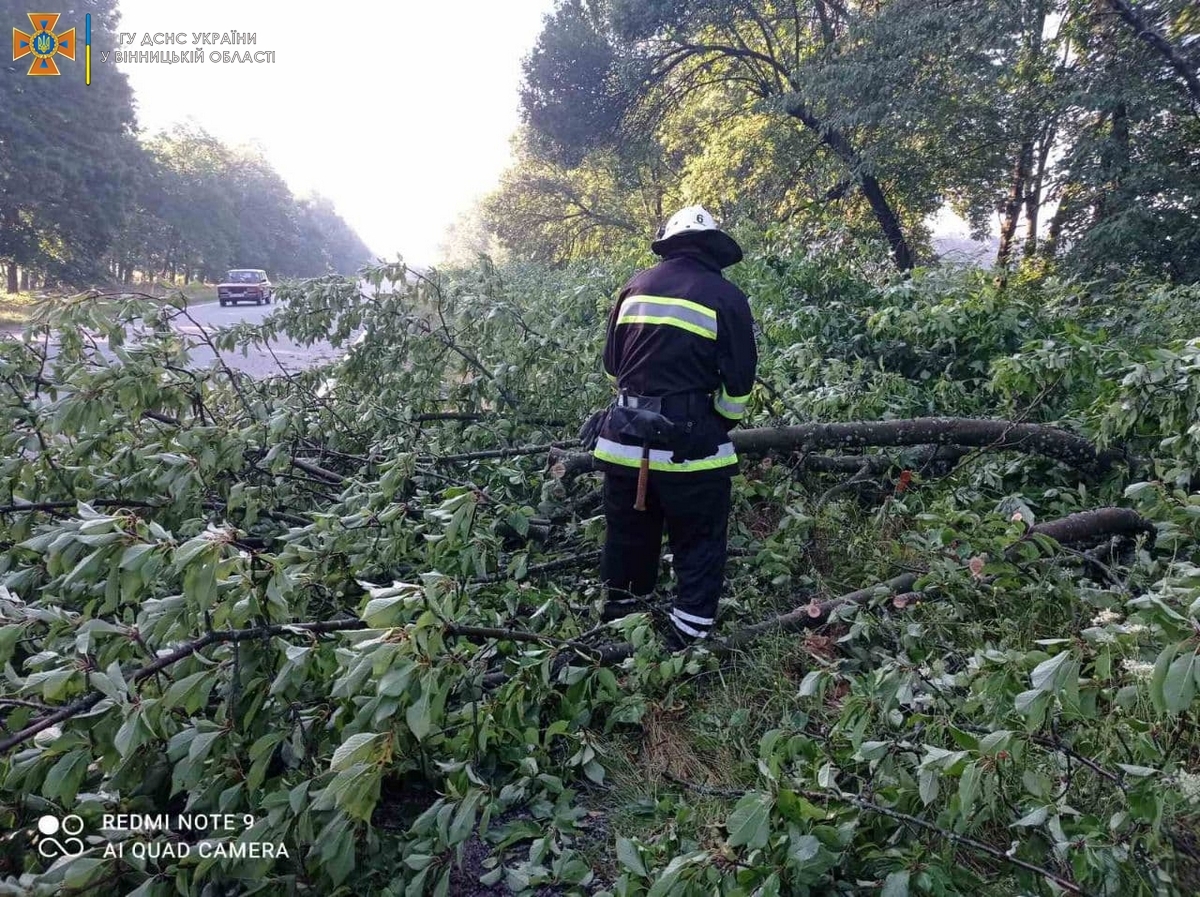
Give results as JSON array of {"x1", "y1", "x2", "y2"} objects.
[
  {"x1": 500, "y1": 0, "x2": 1200, "y2": 278},
  {"x1": 0, "y1": 20, "x2": 371, "y2": 293},
  {"x1": 0, "y1": 243, "x2": 1199, "y2": 895},
  {"x1": 0, "y1": 0, "x2": 138, "y2": 289},
  {"x1": 107, "y1": 125, "x2": 373, "y2": 286}
]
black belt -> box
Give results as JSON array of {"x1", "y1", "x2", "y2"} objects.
[{"x1": 616, "y1": 389, "x2": 711, "y2": 418}]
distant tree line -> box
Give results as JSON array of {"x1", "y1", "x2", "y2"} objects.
[
  {"x1": 0, "y1": 0, "x2": 371, "y2": 293},
  {"x1": 484, "y1": 0, "x2": 1200, "y2": 281}
]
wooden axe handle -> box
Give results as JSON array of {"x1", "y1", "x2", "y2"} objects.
[{"x1": 634, "y1": 444, "x2": 650, "y2": 511}]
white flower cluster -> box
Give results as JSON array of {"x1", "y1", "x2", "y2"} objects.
[
  {"x1": 1122, "y1": 659, "x2": 1155, "y2": 681},
  {"x1": 1174, "y1": 770, "x2": 1200, "y2": 805},
  {"x1": 1090, "y1": 608, "x2": 1122, "y2": 626}
]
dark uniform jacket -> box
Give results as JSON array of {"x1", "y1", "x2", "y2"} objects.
[{"x1": 594, "y1": 245, "x2": 757, "y2": 479}]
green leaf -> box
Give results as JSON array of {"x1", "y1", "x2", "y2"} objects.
[
  {"x1": 882, "y1": 870, "x2": 910, "y2": 897},
  {"x1": 1163, "y1": 649, "x2": 1197, "y2": 712},
  {"x1": 407, "y1": 685, "x2": 432, "y2": 741},
  {"x1": 726, "y1": 791, "x2": 773, "y2": 849},
  {"x1": 119, "y1": 543, "x2": 156, "y2": 570},
  {"x1": 188, "y1": 729, "x2": 221, "y2": 763},
  {"x1": 362, "y1": 594, "x2": 414, "y2": 628},
  {"x1": 43, "y1": 749, "x2": 89, "y2": 803},
  {"x1": 978, "y1": 730, "x2": 1013, "y2": 755},
  {"x1": 616, "y1": 836, "x2": 648, "y2": 877},
  {"x1": 331, "y1": 732, "x2": 381, "y2": 771},
  {"x1": 1030, "y1": 650, "x2": 1072, "y2": 692},
  {"x1": 789, "y1": 833, "x2": 820, "y2": 864},
  {"x1": 958, "y1": 762, "x2": 982, "y2": 819},
  {"x1": 859, "y1": 740, "x2": 890, "y2": 760},
  {"x1": 1013, "y1": 805, "x2": 1050, "y2": 827},
  {"x1": 1150, "y1": 643, "x2": 1179, "y2": 713},
  {"x1": 919, "y1": 768, "x2": 939, "y2": 805},
  {"x1": 162, "y1": 670, "x2": 216, "y2": 713}
]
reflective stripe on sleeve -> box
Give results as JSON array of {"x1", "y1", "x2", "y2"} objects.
[
  {"x1": 593, "y1": 437, "x2": 737, "y2": 473},
  {"x1": 714, "y1": 384, "x2": 751, "y2": 420},
  {"x1": 617, "y1": 295, "x2": 718, "y2": 340}
]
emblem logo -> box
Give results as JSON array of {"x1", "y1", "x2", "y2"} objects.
[{"x1": 13, "y1": 12, "x2": 76, "y2": 76}]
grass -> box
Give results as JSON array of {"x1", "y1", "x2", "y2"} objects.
[
  {"x1": 0, "y1": 282, "x2": 220, "y2": 328},
  {"x1": 135, "y1": 281, "x2": 221, "y2": 305},
  {"x1": 0, "y1": 291, "x2": 43, "y2": 328}
]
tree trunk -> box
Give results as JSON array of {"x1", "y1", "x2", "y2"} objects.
[
  {"x1": 859, "y1": 175, "x2": 915, "y2": 271},
  {"x1": 19, "y1": 269, "x2": 29, "y2": 291},
  {"x1": 814, "y1": 0, "x2": 836, "y2": 45},
  {"x1": 785, "y1": 101, "x2": 915, "y2": 271},
  {"x1": 5, "y1": 263, "x2": 17, "y2": 295},
  {"x1": 1024, "y1": 119, "x2": 1058, "y2": 259},
  {"x1": 1096, "y1": 102, "x2": 1129, "y2": 223},
  {"x1": 549, "y1": 417, "x2": 1131, "y2": 484},
  {"x1": 998, "y1": 140, "x2": 1034, "y2": 269}
]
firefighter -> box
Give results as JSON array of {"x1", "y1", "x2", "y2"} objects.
[{"x1": 590, "y1": 205, "x2": 757, "y2": 650}]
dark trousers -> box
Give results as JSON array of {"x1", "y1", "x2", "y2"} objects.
[{"x1": 600, "y1": 473, "x2": 731, "y2": 639}]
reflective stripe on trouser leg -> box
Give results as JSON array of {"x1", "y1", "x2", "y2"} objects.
[
  {"x1": 600, "y1": 473, "x2": 664, "y2": 599},
  {"x1": 661, "y1": 477, "x2": 731, "y2": 637},
  {"x1": 670, "y1": 612, "x2": 708, "y2": 639}
]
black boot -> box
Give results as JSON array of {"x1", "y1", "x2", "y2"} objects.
[
  {"x1": 600, "y1": 597, "x2": 644, "y2": 622},
  {"x1": 658, "y1": 619, "x2": 699, "y2": 652}
]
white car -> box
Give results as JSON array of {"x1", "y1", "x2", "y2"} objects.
[{"x1": 217, "y1": 269, "x2": 273, "y2": 307}]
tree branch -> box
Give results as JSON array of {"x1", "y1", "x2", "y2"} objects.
[
  {"x1": 1106, "y1": 0, "x2": 1200, "y2": 108},
  {"x1": 0, "y1": 618, "x2": 367, "y2": 754},
  {"x1": 804, "y1": 788, "x2": 1092, "y2": 895},
  {"x1": 549, "y1": 418, "x2": 1130, "y2": 485}
]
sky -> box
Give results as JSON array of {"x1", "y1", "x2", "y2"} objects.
[{"x1": 110, "y1": 0, "x2": 556, "y2": 265}]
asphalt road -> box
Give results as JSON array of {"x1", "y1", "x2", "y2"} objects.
[
  {"x1": 2, "y1": 294, "x2": 344, "y2": 379},
  {"x1": 177, "y1": 297, "x2": 341, "y2": 378}
]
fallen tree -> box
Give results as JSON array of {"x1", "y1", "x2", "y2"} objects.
[
  {"x1": 1, "y1": 505, "x2": 1151, "y2": 754},
  {"x1": 3, "y1": 264, "x2": 1195, "y2": 895},
  {"x1": 549, "y1": 416, "x2": 1132, "y2": 484}
]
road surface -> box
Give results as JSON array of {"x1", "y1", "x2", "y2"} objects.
[
  {"x1": 174, "y1": 297, "x2": 343, "y2": 377},
  {"x1": 1, "y1": 295, "x2": 346, "y2": 379}
]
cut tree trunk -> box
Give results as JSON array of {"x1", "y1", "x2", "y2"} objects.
[
  {"x1": 550, "y1": 418, "x2": 1128, "y2": 484},
  {"x1": 1021, "y1": 506, "x2": 1155, "y2": 551}
]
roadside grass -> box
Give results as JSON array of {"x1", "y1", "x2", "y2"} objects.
[
  {"x1": 585, "y1": 632, "x2": 818, "y2": 878},
  {"x1": 0, "y1": 292, "x2": 45, "y2": 328},
  {"x1": 134, "y1": 281, "x2": 219, "y2": 305},
  {"x1": 0, "y1": 282, "x2": 219, "y2": 328}
]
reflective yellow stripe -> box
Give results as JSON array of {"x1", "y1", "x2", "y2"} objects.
[
  {"x1": 714, "y1": 385, "x2": 750, "y2": 420},
  {"x1": 618, "y1": 314, "x2": 716, "y2": 340},
  {"x1": 624, "y1": 295, "x2": 716, "y2": 320},
  {"x1": 594, "y1": 437, "x2": 738, "y2": 472},
  {"x1": 617, "y1": 295, "x2": 718, "y2": 340}
]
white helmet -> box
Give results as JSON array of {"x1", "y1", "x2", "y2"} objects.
[{"x1": 651, "y1": 204, "x2": 743, "y2": 268}]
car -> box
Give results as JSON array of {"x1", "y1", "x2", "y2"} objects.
[{"x1": 217, "y1": 269, "x2": 273, "y2": 306}]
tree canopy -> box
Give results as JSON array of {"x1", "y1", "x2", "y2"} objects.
[
  {"x1": 0, "y1": 0, "x2": 371, "y2": 292},
  {"x1": 494, "y1": 0, "x2": 1200, "y2": 279}
]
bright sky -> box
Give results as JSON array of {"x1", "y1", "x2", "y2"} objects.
[{"x1": 111, "y1": 0, "x2": 555, "y2": 265}]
